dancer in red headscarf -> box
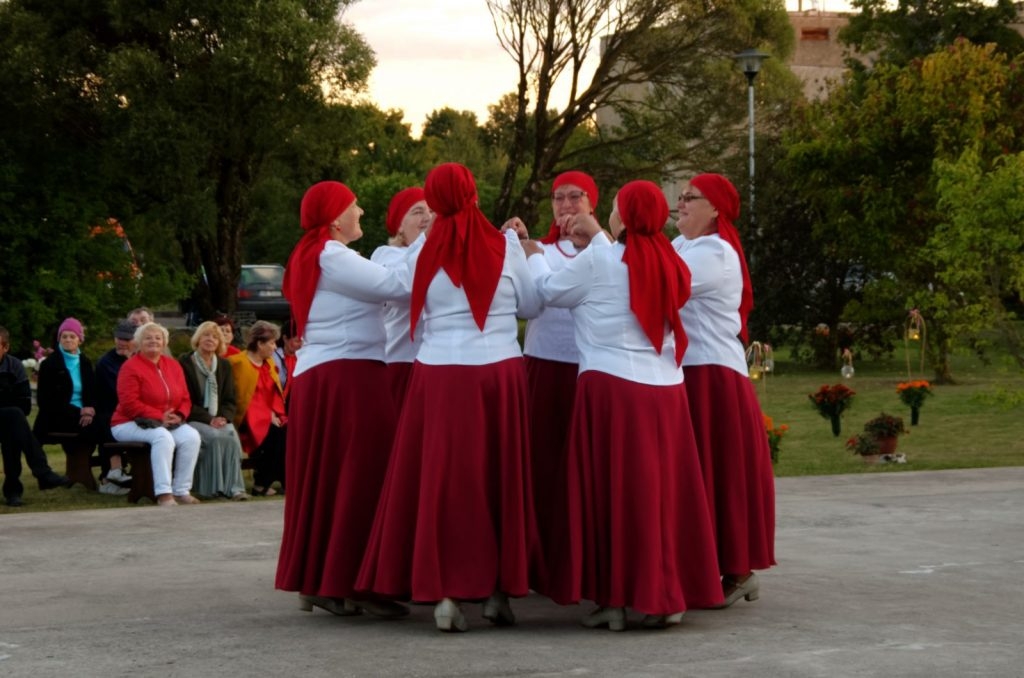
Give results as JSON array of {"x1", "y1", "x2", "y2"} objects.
[
  {"x1": 370, "y1": 187, "x2": 433, "y2": 410},
  {"x1": 500, "y1": 170, "x2": 599, "y2": 591},
  {"x1": 673, "y1": 173, "x2": 776, "y2": 607},
  {"x1": 524, "y1": 180, "x2": 723, "y2": 630},
  {"x1": 357, "y1": 163, "x2": 543, "y2": 633},
  {"x1": 275, "y1": 181, "x2": 418, "y2": 619}
]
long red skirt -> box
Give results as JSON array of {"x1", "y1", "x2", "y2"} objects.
[
  {"x1": 275, "y1": 359, "x2": 397, "y2": 598},
  {"x1": 549, "y1": 371, "x2": 723, "y2": 615},
  {"x1": 386, "y1": 361, "x2": 414, "y2": 416},
  {"x1": 524, "y1": 356, "x2": 578, "y2": 592},
  {"x1": 356, "y1": 358, "x2": 539, "y2": 602},
  {"x1": 685, "y1": 364, "x2": 776, "y2": 575}
]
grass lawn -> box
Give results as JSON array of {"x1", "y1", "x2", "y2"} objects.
[
  {"x1": 758, "y1": 348, "x2": 1024, "y2": 476},
  {"x1": 3, "y1": 345, "x2": 1022, "y2": 514}
]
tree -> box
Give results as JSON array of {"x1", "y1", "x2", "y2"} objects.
[
  {"x1": 781, "y1": 41, "x2": 1024, "y2": 381},
  {"x1": 930, "y1": 148, "x2": 1024, "y2": 367},
  {"x1": 0, "y1": 0, "x2": 378, "y2": 337},
  {"x1": 485, "y1": 0, "x2": 798, "y2": 227},
  {"x1": 99, "y1": 1, "x2": 376, "y2": 318},
  {"x1": 743, "y1": 140, "x2": 878, "y2": 368},
  {"x1": 0, "y1": 0, "x2": 157, "y2": 345},
  {"x1": 840, "y1": 0, "x2": 1024, "y2": 69}
]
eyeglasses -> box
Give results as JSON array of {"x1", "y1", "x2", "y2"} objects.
[
  {"x1": 552, "y1": 191, "x2": 586, "y2": 204},
  {"x1": 681, "y1": 193, "x2": 708, "y2": 203}
]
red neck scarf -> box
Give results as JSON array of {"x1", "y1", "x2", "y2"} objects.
[
  {"x1": 282, "y1": 181, "x2": 356, "y2": 340},
  {"x1": 410, "y1": 163, "x2": 506, "y2": 337},
  {"x1": 690, "y1": 173, "x2": 753, "y2": 344},
  {"x1": 540, "y1": 171, "x2": 600, "y2": 244},
  {"x1": 618, "y1": 181, "x2": 691, "y2": 366}
]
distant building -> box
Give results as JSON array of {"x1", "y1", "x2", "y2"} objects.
[
  {"x1": 594, "y1": 7, "x2": 1024, "y2": 201},
  {"x1": 789, "y1": 7, "x2": 1024, "y2": 99},
  {"x1": 788, "y1": 10, "x2": 853, "y2": 100}
]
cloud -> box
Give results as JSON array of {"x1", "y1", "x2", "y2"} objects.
[{"x1": 344, "y1": 1, "x2": 514, "y2": 132}]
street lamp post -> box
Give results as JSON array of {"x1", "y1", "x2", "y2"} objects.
[{"x1": 733, "y1": 49, "x2": 769, "y2": 231}]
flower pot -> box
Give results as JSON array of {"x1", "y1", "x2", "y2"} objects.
[
  {"x1": 860, "y1": 453, "x2": 881, "y2": 465},
  {"x1": 911, "y1": 406, "x2": 920, "y2": 426},
  {"x1": 876, "y1": 436, "x2": 898, "y2": 455},
  {"x1": 829, "y1": 413, "x2": 841, "y2": 437}
]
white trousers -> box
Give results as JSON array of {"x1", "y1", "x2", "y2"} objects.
[{"x1": 111, "y1": 422, "x2": 202, "y2": 496}]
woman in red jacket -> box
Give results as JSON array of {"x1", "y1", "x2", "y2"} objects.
[{"x1": 110, "y1": 322, "x2": 202, "y2": 507}]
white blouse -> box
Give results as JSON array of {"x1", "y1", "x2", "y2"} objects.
[
  {"x1": 522, "y1": 239, "x2": 580, "y2": 364},
  {"x1": 370, "y1": 244, "x2": 423, "y2": 364},
  {"x1": 671, "y1": 233, "x2": 748, "y2": 376},
  {"x1": 414, "y1": 231, "x2": 542, "y2": 366},
  {"x1": 529, "y1": 237, "x2": 684, "y2": 386},
  {"x1": 293, "y1": 239, "x2": 416, "y2": 377}
]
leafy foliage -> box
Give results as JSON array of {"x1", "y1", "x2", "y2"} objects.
[
  {"x1": 0, "y1": 0, "x2": 380, "y2": 343},
  {"x1": 778, "y1": 41, "x2": 1024, "y2": 381},
  {"x1": 484, "y1": 0, "x2": 800, "y2": 228},
  {"x1": 840, "y1": 0, "x2": 1024, "y2": 68}
]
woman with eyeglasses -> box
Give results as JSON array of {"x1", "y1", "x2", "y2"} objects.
[
  {"x1": 523, "y1": 180, "x2": 722, "y2": 630},
  {"x1": 500, "y1": 170, "x2": 599, "y2": 593},
  {"x1": 673, "y1": 173, "x2": 776, "y2": 608}
]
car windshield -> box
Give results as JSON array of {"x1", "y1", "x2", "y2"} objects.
[{"x1": 241, "y1": 266, "x2": 283, "y2": 286}]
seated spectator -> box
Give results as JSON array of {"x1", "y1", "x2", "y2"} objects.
[
  {"x1": 127, "y1": 307, "x2": 154, "y2": 326},
  {"x1": 93, "y1": 319, "x2": 137, "y2": 486},
  {"x1": 32, "y1": 317, "x2": 129, "y2": 496},
  {"x1": 271, "y1": 318, "x2": 301, "y2": 406},
  {"x1": 228, "y1": 321, "x2": 286, "y2": 496},
  {"x1": 179, "y1": 322, "x2": 249, "y2": 500},
  {"x1": 0, "y1": 325, "x2": 69, "y2": 507},
  {"x1": 110, "y1": 322, "x2": 202, "y2": 507},
  {"x1": 213, "y1": 314, "x2": 242, "y2": 356}
]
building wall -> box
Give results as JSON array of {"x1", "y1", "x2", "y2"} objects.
[
  {"x1": 788, "y1": 11, "x2": 854, "y2": 100},
  {"x1": 788, "y1": 9, "x2": 1024, "y2": 100}
]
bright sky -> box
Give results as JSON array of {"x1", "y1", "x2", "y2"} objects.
[
  {"x1": 342, "y1": 1, "x2": 525, "y2": 135},
  {"x1": 343, "y1": 0, "x2": 852, "y2": 136}
]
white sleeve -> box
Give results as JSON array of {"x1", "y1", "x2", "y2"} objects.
[
  {"x1": 679, "y1": 239, "x2": 728, "y2": 300},
  {"x1": 320, "y1": 243, "x2": 411, "y2": 303},
  {"x1": 532, "y1": 243, "x2": 593, "y2": 309},
  {"x1": 505, "y1": 232, "x2": 543, "y2": 319}
]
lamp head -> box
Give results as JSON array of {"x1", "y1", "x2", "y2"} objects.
[{"x1": 734, "y1": 48, "x2": 769, "y2": 83}]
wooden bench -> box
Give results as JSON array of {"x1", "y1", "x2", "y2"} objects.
[
  {"x1": 103, "y1": 441, "x2": 254, "y2": 503},
  {"x1": 102, "y1": 441, "x2": 153, "y2": 504},
  {"x1": 100, "y1": 440, "x2": 256, "y2": 503},
  {"x1": 47, "y1": 432, "x2": 100, "y2": 491}
]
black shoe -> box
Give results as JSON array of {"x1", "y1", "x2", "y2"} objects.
[
  {"x1": 38, "y1": 472, "x2": 70, "y2": 490},
  {"x1": 5, "y1": 495, "x2": 24, "y2": 507}
]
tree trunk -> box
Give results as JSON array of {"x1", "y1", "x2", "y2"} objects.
[
  {"x1": 931, "y1": 333, "x2": 956, "y2": 385},
  {"x1": 492, "y1": 62, "x2": 532, "y2": 224}
]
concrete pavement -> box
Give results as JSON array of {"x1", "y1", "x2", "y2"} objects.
[{"x1": 2, "y1": 467, "x2": 1022, "y2": 677}]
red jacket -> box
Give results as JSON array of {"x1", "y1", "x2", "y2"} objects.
[{"x1": 111, "y1": 353, "x2": 192, "y2": 427}]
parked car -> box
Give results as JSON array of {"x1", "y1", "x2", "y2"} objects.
[{"x1": 237, "y1": 264, "x2": 290, "y2": 320}]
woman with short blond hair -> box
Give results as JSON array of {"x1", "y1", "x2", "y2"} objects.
[
  {"x1": 179, "y1": 321, "x2": 248, "y2": 500},
  {"x1": 111, "y1": 322, "x2": 202, "y2": 507}
]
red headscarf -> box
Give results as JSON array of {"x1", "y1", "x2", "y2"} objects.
[
  {"x1": 410, "y1": 163, "x2": 506, "y2": 337},
  {"x1": 385, "y1": 187, "x2": 426, "y2": 237},
  {"x1": 282, "y1": 181, "x2": 356, "y2": 339},
  {"x1": 540, "y1": 171, "x2": 599, "y2": 244},
  {"x1": 618, "y1": 180, "x2": 692, "y2": 366},
  {"x1": 689, "y1": 173, "x2": 753, "y2": 344}
]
